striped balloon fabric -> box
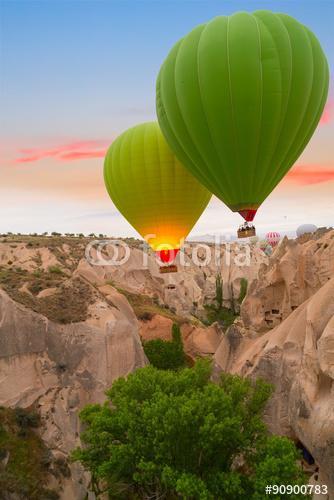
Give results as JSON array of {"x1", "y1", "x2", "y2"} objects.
[{"x1": 266, "y1": 232, "x2": 281, "y2": 247}]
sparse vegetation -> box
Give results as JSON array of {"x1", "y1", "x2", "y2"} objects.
[
  {"x1": 48, "y1": 265, "x2": 63, "y2": 275},
  {"x1": 0, "y1": 266, "x2": 93, "y2": 324},
  {"x1": 199, "y1": 273, "x2": 249, "y2": 328},
  {"x1": 116, "y1": 287, "x2": 189, "y2": 324},
  {"x1": 203, "y1": 303, "x2": 237, "y2": 328},
  {"x1": 143, "y1": 323, "x2": 186, "y2": 370},
  {"x1": 0, "y1": 406, "x2": 59, "y2": 499},
  {"x1": 137, "y1": 310, "x2": 154, "y2": 321},
  {"x1": 200, "y1": 272, "x2": 237, "y2": 328},
  {"x1": 14, "y1": 407, "x2": 39, "y2": 431}
]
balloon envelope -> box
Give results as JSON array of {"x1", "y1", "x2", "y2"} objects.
[
  {"x1": 156, "y1": 11, "x2": 329, "y2": 221},
  {"x1": 266, "y1": 231, "x2": 281, "y2": 247},
  {"x1": 104, "y1": 122, "x2": 211, "y2": 257},
  {"x1": 296, "y1": 224, "x2": 317, "y2": 237}
]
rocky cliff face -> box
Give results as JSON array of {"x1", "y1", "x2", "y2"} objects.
[
  {"x1": 0, "y1": 250, "x2": 147, "y2": 498},
  {"x1": 241, "y1": 229, "x2": 334, "y2": 331},
  {"x1": 215, "y1": 268, "x2": 334, "y2": 497},
  {"x1": 84, "y1": 239, "x2": 267, "y2": 315}
]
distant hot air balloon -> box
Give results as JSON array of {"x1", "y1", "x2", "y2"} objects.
[
  {"x1": 156, "y1": 11, "x2": 329, "y2": 237},
  {"x1": 104, "y1": 122, "x2": 211, "y2": 272},
  {"x1": 266, "y1": 231, "x2": 281, "y2": 247},
  {"x1": 296, "y1": 224, "x2": 317, "y2": 238}
]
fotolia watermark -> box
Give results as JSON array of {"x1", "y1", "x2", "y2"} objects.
[{"x1": 85, "y1": 234, "x2": 255, "y2": 269}]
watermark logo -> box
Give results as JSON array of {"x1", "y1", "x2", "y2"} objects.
[{"x1": 85, "y1": 234, "x2": 256, "y2": 269}]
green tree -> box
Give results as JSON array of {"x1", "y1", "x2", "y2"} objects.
[
  {"x1": 238, "y1": 278, "x2": 248, "y2": 305},
  {"x1": 72, "y1": 361, "x2": 308, "y2": 499},
  {"x1": 143, "y1": 323, "x2": 185, "y2": 370},
  {"x1": 215, "y1": 273, "x2": 223, "y2": 310}
]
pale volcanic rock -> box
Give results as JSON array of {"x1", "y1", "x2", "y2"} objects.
[
  {"x1": 37, "y1": 286, "x2": 58, "y2": 298},
  {"x1": 318, "y1": 316, "x2": 334, "y2": 379},
  {"x1": 139, "y1": 314, "x2": 174, "y2": 342},
  {"x1": 74, "y1": 258, "x2": 106, "y2": 286},
  {"x1": 241, "y1": 231, "x2": 334, "y2": 331},
  {"x1": 0, "y1": 242, "x2": 61, "y2": 271},
  {"x1": 0, "y1": 285, "x2": 146, "y2": 498},
  {"x1": 18, "y1": 281, "x2": 33, "y2": 295},
  {"x1": 214, "y1": 277, "x2": 334, "y2": 496},
  {"x1": 98, "y1": 242, "x2": 267, "y2": 316},
  {"x1": 139, "y1": 314, "x2": 221, "y2": 358},
  {"x1": 184, "y1": 322, "x2": 222, "y2": 357}
]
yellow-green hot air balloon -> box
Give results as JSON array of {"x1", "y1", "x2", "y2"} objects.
[
  {"x1": 156, "y1": 11, "x2": 329, "y2": 236},
  {"x1": 104, "y1": 122, "x2": 211, "y2": 270}
]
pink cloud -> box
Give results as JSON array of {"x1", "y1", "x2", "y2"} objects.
[
  {"x1": 286, "y1": 164, "x2": 334, "y2": 185},
  {"x1": 320, "y1": 98, "x2": 333, "y2": 125},
  {"x1": 60, "y1": 150, "x2": 106, "y2": 160},
  {"x1": 15, "y1": 140, "x2": 110, "y2": 163}
]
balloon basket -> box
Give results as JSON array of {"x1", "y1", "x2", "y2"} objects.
[
  {"x1": 159, "y1": 264, "x2": 178, "y2": 274},
  {"x1": 237, "y1": 227, "x2": 256, "y2": 238}
]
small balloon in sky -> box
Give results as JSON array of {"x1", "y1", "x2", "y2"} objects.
[
  {"x1": 296, "y1": 224, "x2": 318, "y2": 237},
  {"x1": 266, "y1": 231, "x2": 281, "y2": 247}
]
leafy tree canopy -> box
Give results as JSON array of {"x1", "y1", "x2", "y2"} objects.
[
  {"x1": 73, "y1": 361, "x2": 308, "y2": 500},
  {"x1": 143, "y1": 323, "x2": 186, "y2": 370}
]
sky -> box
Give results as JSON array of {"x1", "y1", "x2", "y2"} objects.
[{"x1": 1, "y1": 0, "x2": 333, "y2": 239}]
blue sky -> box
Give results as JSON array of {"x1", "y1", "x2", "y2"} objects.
[
  {"x1": 2, "y1": 0, "x2": 333, "y2": 140},
  {"x1": 1, "y1": 0, "x2": 333, "y2": 237}
]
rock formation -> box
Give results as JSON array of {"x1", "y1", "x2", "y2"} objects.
[
  {"x1": 139, "y1": 314, "x2": 222, "y2": 358},
  {"x1": 215, "y1": 276, "x2": 334, "y2": 497},
  {"x1": 1, "y1": 231, "x2": 334, "y2": 498},
  {"x1": 0, "y1": 281, "x2": 146, "y2": 497},
  {"x1": 241, "y1": 229, "x2": 334, "y2": 331}
]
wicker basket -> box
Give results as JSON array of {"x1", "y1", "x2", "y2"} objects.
[
  {"x1": 237, "y1": 228, "x2": 256, "y2": 238},
  {"x1": 159, "y1": 265, "x2": 178, "y2": 274}
]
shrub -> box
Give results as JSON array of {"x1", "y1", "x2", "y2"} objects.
[
  {"x1": 215, "y1": 273, "x2": 223, "y2": 309},
  {"x1": 0, "y1": 407, "x2": 53, "y2": 498},
  {"x1": 14, "y1": 408, "x2": 39, "y2": 429},
  {"x1": 203, "y1": 303, "x2": 237, "y2": 328},
  {"x1": 73, "y1": 361, "x2": 308, "y2": 499},
  {"x1": 48, "y1": 265, "x2": 63, "y2": 275},
  {"x1": 238, "y1": 277, "x2": 248, "y2": 304},
  {"x1": 143, "y1": 323, "x2": 185, "y2": 370},
  {"x1": 138, "y1": 311, "x2": 153, "y2": 321},
  {"x1": 171, "y1": 322, "x2": 182, "y2": 343}
]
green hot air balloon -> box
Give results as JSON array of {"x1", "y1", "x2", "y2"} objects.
[
  {"x1": 156, "y1": 10, "x2": 329, "y2": 237},
  {"x1": 104, "y1": 122, "x2": 211, "y2": 271}
]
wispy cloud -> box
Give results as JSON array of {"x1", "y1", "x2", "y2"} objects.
[
  {"x1": 15, "y1": 140, "x2": 110, "y2": 163},
  {"x1": 286, "y1": 164, "x2": 334, "y2": 185}
]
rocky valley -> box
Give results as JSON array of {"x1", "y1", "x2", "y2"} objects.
[{"x1": 0, "y1": 230, "x2": 333, "y2": 499}]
